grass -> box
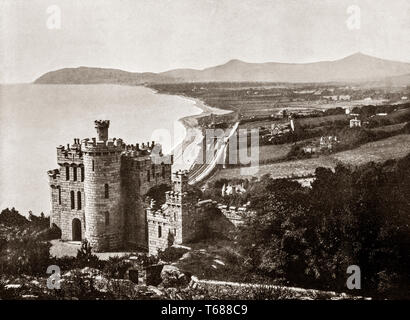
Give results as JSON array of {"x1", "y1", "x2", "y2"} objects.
[
  {"x1": 297, "y1": 114, "x2": 348, "y2": 128},
  {"x1": 370, "y1": 122, "x2": 407, "y2": 133},
  {"x1": 212, "y1": 134, "x2": 410, "y2": 180},
  {"x1": 331, "y1": 134, "x2": 410, "y2": 166},
  {"x1": 254, "y1": 143, "x2": 293, "y2": 164}
]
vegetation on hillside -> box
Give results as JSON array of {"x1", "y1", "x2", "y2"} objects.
[{"x1": 235, "y1": 155, "x2": 410, "y2": 299}]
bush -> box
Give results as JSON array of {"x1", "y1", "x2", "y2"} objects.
[
  {"x1": 0, "y1": 237, "x2": 51, "y2": 276},
  {"x1": 103, "y1": 257, "x2": 132, "y2": 279},
  {"x1": 0, "y1": 208, "x2": 29, "y2": 226},
  {"x1": 158, "y1": 246, "x2": 189, "y2": 262},
  {"x1": 75, "y1": 240, "x2": 104, "y2": 269}
]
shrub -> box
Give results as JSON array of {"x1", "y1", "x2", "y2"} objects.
[
  {"x1": 0, "y1": 237, "x2": 51, "y2": 276},
  {"x1": 103, "y1": 257, "x2": 132, "y2": 279},
  {"x1": 0, "y1": 208, "x2": 29, "y2": 226},
  {"x1": 75, "y1": 240, "x2": 104, "y2": 269},
  {"x1": 158, "y1": 246, "x2": 189, "y2": 262}
]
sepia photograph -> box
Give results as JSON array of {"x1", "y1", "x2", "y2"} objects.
[{"x1": 0, "y1": 0, "x2": 409, "y2": 309}]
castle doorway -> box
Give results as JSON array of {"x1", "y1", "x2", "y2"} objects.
[{"x1": 72, "y1": 218, "x2": 82, "y2": 241}]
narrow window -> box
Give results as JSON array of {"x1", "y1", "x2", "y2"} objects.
[
  {"x1": 105, "y1": 211, "x2": 110, "y2": 226},
  {"x1": 73, "y1": 167, "x2": 77, "y2": 181},
  {"x1": 58, "y1": 186, "x2": 61, "y2": 205},
  {"x1": 162, "y1": 165, "x2": 165, "y2": 178},
  {"x1": 174, "y1": 228, "x2": 177, "y2": 236},
  {"x1": 70, "y1": 191, "x2": 75, "y2": 209},
  {"x1": 92, "y1": 160, "x2": 95, "y2": 172},
  {"x1": 66, "y1": 166, "x2": 70, "y2": 180},
  {"x1": 158, "y1": 225, "x2": 162, "y2": 238},
  {"x1": 81, "y1": 167, "x2": 85, "y2": 182},
  {"x1": 147, "y1": 170, "x2": 150, "y2": 182},
  {"x1": 77, "y1": 191, "x2": 82, "y2": 210},
  {"x1": 104, "y1": 183, "x2": 109, "y2": 199}
]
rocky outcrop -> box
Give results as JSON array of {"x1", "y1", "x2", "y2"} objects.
[{"x1": 160, "y1": 265, "x2": 191, "y2": 288}]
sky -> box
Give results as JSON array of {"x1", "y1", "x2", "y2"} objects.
[{"x1": 1, "y1": 0, "x2": 409, "y2": 83}]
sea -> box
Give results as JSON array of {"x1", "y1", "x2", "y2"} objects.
[{"x1": 0, "y1": 84, "x2": 203, "y2": 215}]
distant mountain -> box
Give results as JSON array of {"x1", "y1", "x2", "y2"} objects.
[
  {"x1": 34, "y1": 53, "x2": 410, "y2": 84},
  {"x1": 34, "y1": 67, "x2": 174, "y2": 84},
  {"x1": 378, "y1": 73, "x2": 410, "y2": 86}
]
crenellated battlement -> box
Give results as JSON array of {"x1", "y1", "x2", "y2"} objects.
[
  {"x1": 81, "y1": 137, "x2": 124, "y2": 153},
  {"x1": 122, "y1": 141, "x2": 165, "y2": 158},
  {"x1": 165, "y1": 190, "x2": 187, "y2": 204},
  {"x1": 146, "y1": 200, "x2": 172, "y2": 221},
  {"x1": 172, "y1": 169, "x2": 189, "y2": 180},
  {"x1": 49, "y1": 119, "x2": 175, "y2": 253},
  {"x1": 56, "y1": 140, "x2": 83, "y2": 164},
  {"x1": 95, "y1": 120, "x2": 110, "y2": 141},
  {"x1": 47, "y1": 168, "x2": 60, "y2": 181},
  {"x1": 216, "y1": 202, "x2": 250, "y2": 226}
]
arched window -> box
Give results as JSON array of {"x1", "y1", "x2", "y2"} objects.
[
  {"x1": 77, "y1": 191, "x2": 82, "y2": 210},
  {"x1": 73, "y1": 167, "x2": 77, "y2": 181},
  {"x1": 104, "y1": 184, "x2": 109, "y2": 199},
  {"x1": 70, "y1": 191, "x2": 75, "y2": 209},
  {"x1": 105, "y1": 211, "x2": 110, "y2": 226},
  {"x1": 58, "y1": 186, "x2": 61, "y2": 205},
  {"x1": 158, "y1": 225, "x2": 162, "y2": 238},
  {"x1": 66, "y1": 166, "x2": 70, "y2": 180},
  {"x1": 81, "y1": 166, "x2": 85, "y2": 182}
]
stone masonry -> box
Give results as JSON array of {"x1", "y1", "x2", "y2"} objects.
[{"x1": 48, "y1": 120, "x2": 172, "y2": 252}]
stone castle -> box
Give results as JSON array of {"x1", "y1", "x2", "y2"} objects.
[
  {"x1": 48, "y1": 120, "x2": 176, "y2": 252},
  {"x1": 48, "y1": 120, "x2": 248, "y2": 254}
]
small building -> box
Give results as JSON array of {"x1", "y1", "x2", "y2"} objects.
[
  {"x1": 339, "y1": 95, "x2": 351, "y2": 101},
  {"x1": 350, "y1": 117, "x2": 361, "y2": 128}
]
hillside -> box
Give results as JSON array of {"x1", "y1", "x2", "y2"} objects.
[
  {"x1": 34, "y1": 53, "x2": 410, "y2": 85},
  {"x1": 34, "y1": 67, "x2": 174, "y2": 85}
]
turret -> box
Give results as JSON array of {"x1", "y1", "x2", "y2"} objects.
[
  {"x1": 172, "y1": 170, "x2": 189, "y2": 193},
  {"x1": 95, "y1": 120, "x2": 110, "y2": 142},
  {"x1": 83, "y1": 120, "x2": 124, "y2": 252}
]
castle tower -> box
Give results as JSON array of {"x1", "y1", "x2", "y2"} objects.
[
  {"x1": 167, "y1": 170, "x2": 190, "y2": 244},
  {"x1": 95, "y1": 119, "x2": 109, "y2": 141},
  {"x1": 82, "y1": 120, "x2": 124, "y2": 251},
  {"x1": 172, "y1": 169, "x2": 189, "y2": 193}
]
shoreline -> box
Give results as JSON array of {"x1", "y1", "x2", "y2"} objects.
[{"x1": 146, "y1": 86, "x2": 233, "y2": 171}]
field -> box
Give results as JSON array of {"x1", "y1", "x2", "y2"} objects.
[
  {"x1": 211, "y1": 134, "x2": 410, "y2": 181},
  {"x1": 332, "y1": 134, "x2": 410, "y2": 166},
  {"x1": 149, "y1": 82, "x2": 399, "y2": 118},
  {"x1": 257, "y1": 143, "x2": 294, "y2": 164},
  {"x1": 370, "y1": 122, "x2": 407, "y2": 133},
  {"x1": 297, "y1": 114, "x2": 348, "y2": 128}
]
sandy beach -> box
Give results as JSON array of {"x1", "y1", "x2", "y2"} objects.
[{"x1": 152, "y1": 89, "x2": 233, "y2": 171}]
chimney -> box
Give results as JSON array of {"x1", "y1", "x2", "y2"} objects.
[{"x1": 136, "y1": 143, "x2": 140, "y2": 151}]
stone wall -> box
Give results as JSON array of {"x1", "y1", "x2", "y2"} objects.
[
  {"x1": 48, "y1": 120, "x2": 174, "y2": 253},
  {"x1": 83, "y1": 143, "x2": 124, "y2": 252},
  {"x1": 49, "y1": 142, "x2": 86, "y2": 241}
]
